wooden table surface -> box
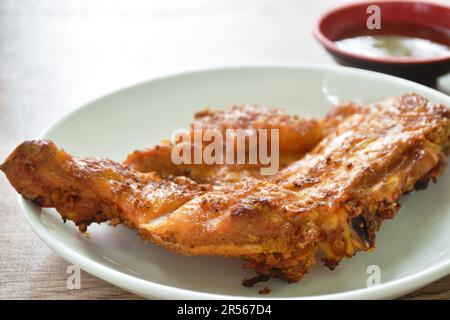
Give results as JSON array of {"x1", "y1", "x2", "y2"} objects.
[{"x1": 0, "y1": 0, "x2": 449, "y2": 300}]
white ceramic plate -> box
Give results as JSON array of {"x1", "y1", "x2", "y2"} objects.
[{"x1": 19, "y1": 65, "x2": 450, "y2": 299}]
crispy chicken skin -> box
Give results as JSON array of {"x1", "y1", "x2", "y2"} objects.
[
  {"x1": 0, "y1": 141, "x2": 210, "y2": 232},
  {"x1": 193, "y1": 105, "x2": 323, "y2": 155},
  {"x1": 276, "y1": 94, "x2": 450, "y2": 267},
  {"x1": 144, "y1": 93, "x2": 450, "y2": 276},
  {"x1": 124, "y1": 105, "x2": 323, "y2": 184},
  {"x1": 1, "y1": 93, "x2": 450, "y2": 283},
  {"x1": 1, "y1": 140, "x2": 317, "y2": 280}
]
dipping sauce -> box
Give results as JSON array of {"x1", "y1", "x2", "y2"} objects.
[{"x1": 335, "y1": 35, "x2": 450, "y2": 59}]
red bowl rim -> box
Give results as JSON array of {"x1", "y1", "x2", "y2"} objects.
[{"x1": 314, "y1": 0, "x2": 450, "y2": 65}]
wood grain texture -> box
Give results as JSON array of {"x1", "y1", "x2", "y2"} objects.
[{"x1": 0, "y1": 0, "x2": 448, "y2": 300}]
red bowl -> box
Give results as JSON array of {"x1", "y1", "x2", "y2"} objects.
[{"x1": 315, "y1": 0, "x2": 450, "y2": 87}]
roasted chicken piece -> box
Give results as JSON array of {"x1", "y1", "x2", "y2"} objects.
[
  {"x1": 0, "y1": 140, "x2": 318, "y2": 281},
  {"x1": 276, "y1": 94, "x2": 450, "y2": 268},
  {"x1": 143, "y1": 93, "x2": 450, "y2": 276},
  {"x1": 0, "y1": 140, "x2": 211, "y2": 232},
  {"x1": 1, "y1": 93, "x2": 449, "y2": 283},
  {"x1": 125, "y1": 105, "x2": 323, "y2": 184},
  {"x1": 193, "y1": 105, "x2": 322, "y2": 155}
]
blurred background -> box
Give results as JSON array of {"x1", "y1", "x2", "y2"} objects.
[
  {"x1": 1, "y1": 0, "x2": 449, "y2": 151},
  {"x1": 0, "y1": 0, "x2": 449, "y2": 299}
]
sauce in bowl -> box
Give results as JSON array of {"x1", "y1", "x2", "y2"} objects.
[{"x1": 335, "y1": 35, "x2": 450, "y2": 59}]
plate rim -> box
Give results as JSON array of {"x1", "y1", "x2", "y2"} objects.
[{"x1": 19, "y1": 63, "x2": 450, "y2": 299}]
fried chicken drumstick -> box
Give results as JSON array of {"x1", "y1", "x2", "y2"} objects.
[{"x1": 1, "y1": 93, "x2": 449, "y2": 283}]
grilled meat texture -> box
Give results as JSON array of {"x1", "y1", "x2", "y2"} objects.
[
  {"x1": 1, "y1": 93, "x2": 449, "y2": 282},
  {"x1": 124, "y1": 105, "x2": 323, "y2": 184}
]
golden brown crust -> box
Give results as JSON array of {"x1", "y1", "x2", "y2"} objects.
[
  {"x1": 1, "y1": 93, "x2": 449, "y2": 283},
  {"x1": 124, "y1": 105, "x2": 323, "y2": 184},
  {"x1": 0, "y1": 140, "x2": 209, "y2": 231},
  {"x1": 275, "y1": 93, "x2": 450, "y2": 267},
  {"x1": 193, "y1": 105, "x2": 323, "y2": 155}
]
